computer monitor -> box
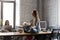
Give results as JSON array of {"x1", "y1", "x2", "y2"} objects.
[{"x1": 40, "y1": 21, "x2": 47, "y2": 30}]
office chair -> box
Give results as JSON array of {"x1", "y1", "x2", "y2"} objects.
[{"x1": 51, "y1": 29, "x2": 59, "y2": 40}]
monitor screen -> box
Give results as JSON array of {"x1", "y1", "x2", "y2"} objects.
[{"x1": 40, "y1": 21, "x2": 47, "y2": 29}]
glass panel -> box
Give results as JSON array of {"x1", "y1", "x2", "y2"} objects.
[
  {"x1": 3, "y1": 2, "x2": 14, "y2": 28},
  {"x1": 0, "y1": 2, "x2": 1, "y2": 19},
  {"x1": 0, "y1": 2, "x2": 1, "y2": 27},
  {"x1": 58, "y1": 1, "x2": 60, "y2": 28},
  {"x1": 15, "y1": 0, "x2": 20, "y2": 27}
]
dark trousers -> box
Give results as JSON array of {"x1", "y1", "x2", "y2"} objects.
[
  {"x1": 34, "y1": 35, "x2": 51, "y2": 40},
  {"x1": 3, "y1": 36, "x2": 11, "y2": 40}
]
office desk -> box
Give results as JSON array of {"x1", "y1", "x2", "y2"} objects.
[
  {"x1": 39, "y1": 31, "x2": 51, "y2": 34},
  {"x1": 0, "y1": 31, "x2": 51, "y2": 36}
]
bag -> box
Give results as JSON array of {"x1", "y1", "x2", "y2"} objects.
[
  {"x1": 24, "y1": 25, "x2": 31, "y2": 33},
  {"x1": 24, "y1": 21, "x2": 40, "y2": 33}
]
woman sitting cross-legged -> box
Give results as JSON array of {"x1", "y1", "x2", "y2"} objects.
[{"x1": 25, "y1": 10, "x2": 41, "y2": 40}]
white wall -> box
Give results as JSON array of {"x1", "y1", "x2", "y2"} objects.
[
  {"x1": 43, "y1": 0, "x2": 58, "y2": 28},
  {"x1": 39, "y1": 0, "x2": 43, "y2": 20}
]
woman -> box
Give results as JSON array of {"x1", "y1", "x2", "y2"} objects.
[
  {"x1": 31, "y1": 10, "x2": 41, "y2": 30},
  {"x1": 3, "y1": 20, "x2": 12, "y2": 40},
  {"x1": 26, "y1": 10, "x2": 41, "y2": 40},
  {"x1": 3, "y1": 20, "x2": 12, "y2": 32}
]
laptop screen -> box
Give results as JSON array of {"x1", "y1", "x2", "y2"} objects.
[{"x1": 4, "y1": 25, "x2": 12, "y2": 31}]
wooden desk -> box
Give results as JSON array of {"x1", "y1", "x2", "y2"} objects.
[
  {"x1": 0, "y1": 31, "x2": 51, "y2": 36},
  {"x1": 39, "y1": 31, "x2": 51, "y2": 34}
]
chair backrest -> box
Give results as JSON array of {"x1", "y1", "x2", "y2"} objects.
[{"x1": 51, "y1": 29, "x2": 59, "y2": 38}]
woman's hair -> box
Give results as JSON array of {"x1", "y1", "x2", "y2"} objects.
[
  {"x1": 32, "y1": 10, "x2": 39, "y2": 25},
  {"x1": 32, "y1": 10, "x2": 37, "y2": 18},
  {"x1": 5, "y1": 20, "x2": 9, "y2": 25}
]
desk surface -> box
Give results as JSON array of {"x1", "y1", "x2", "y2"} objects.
[{"x1": 0, "y1": 31, "x2": 51, "y2": 36}]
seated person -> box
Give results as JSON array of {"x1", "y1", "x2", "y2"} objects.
[
  {"x1": 23, "y1": 10, "x2": 41, "y2": 33},
  {"x1": 26, "y1": 10, "x2": 41, "y2": 40},
  {"x1": 3, "y1": 20, "x2": 12, "y2": 32},
  {"x1": 3, "y1": 20, "x2": 12, "y2": 40}
]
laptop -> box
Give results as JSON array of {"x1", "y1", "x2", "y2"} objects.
[
  {"x1": 3, "y1": 25, "x2": 12, "y2": 32},
  {"x1": 40, "y1": 21, "x2": 47, "y2": 31}
]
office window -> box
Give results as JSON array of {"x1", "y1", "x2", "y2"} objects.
[
  {"x1": 57, "y1": 0, "x2": 60, "y2": 28},
  {"x1": 1, "y1": 1, "x2": 20, "y2": 28},
  {"x1": 2, "y1": 2, "x2": 14, "y2": 28},
  {"x1": 58, "y1": 0, "x2": 60, "y2": 27},
  {"x1": 15, "y1": 0, "x2": 20, "y2": 27},
  {"x1": 0, "y1": 2, "x2": 1, "y2": 27},
  {"x1": 0, "y1": 2, "x2": 1, "y2": 19}
]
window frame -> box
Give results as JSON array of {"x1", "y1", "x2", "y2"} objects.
[{"x1": 1, "y1": 1, "x2": 16, "y2": 29}]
